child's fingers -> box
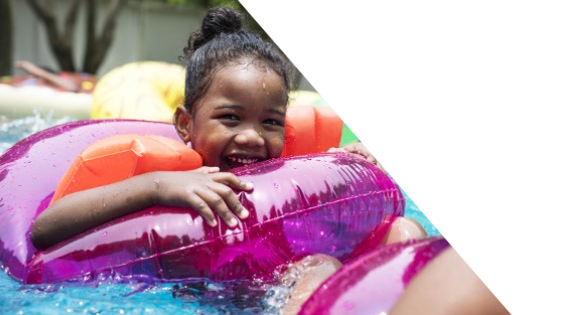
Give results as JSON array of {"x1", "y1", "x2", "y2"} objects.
[
  {"x1": 209, "y1": 181, "x2": 250, "y2": 220},
  {"x1": 194, "y1": 166, "x2": 220, "y2": 174},
  {"x1": 211, "y1": 172, "x2": 254, "y2": 191},
  {"x1": 329, "y1": 146, "x2": 370, "y2": 161},
  {"x1": 187, "y1": 194, "x2": 218, "y2": 227},
  {"x1": 330, "y1": 144, "x2": 385, "y2": 171},
  {"x1": 327, "y1": 147, "x2": 345, "y2": 153},
  {"x1": 365, "y1": 154, "x2": 377, "y2": 164},
  {"x1": 196, "y1": 187, "x2": 240, "y2": 227}
]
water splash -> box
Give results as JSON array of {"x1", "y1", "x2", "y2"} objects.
[
  {"x1": 0, "y1": 112, "x2": 76, "y2": 154},
  {"x1": 0, "y1": 271, "x2": 285, "y2": 314}
]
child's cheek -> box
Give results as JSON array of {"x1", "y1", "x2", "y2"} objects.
[{"x1": 270, "y1": 135, "x2": 285, "y2": 158}]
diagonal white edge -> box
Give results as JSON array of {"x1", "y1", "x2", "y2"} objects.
[{"x1": 240, "y1": 1, "x2": 574, "y2": 314}]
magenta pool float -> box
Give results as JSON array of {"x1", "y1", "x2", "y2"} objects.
[
  {"x1": 298, "y1": 236, "x2": 450, "y2": 315},
  {"x1": 0, "y1": 119, "x2": 405, "y2": 285}
]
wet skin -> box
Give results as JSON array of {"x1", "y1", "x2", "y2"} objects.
[
  {"x1": 175, "y1": 60, "x2": 287, "y2": 171},
  {"x1": 32, "y1": 61, "x2": 289, "y2": 249}
]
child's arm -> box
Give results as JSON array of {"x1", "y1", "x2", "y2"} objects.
[
  {"x1": 15, "y1": 60, "x2": 80, "y2": 92},
  {"x1": 389, "y1": 247, "x2": 509, "y2": 315},
  {"x1": 31, "y1": 167, "x2": 252, "y2": 250},
  {"x1": 328, "y1": 142, "x2": 386, "y2": 173}
]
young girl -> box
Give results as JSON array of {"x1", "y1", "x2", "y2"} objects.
[
  {"x1": 31, "y1": 6, "x2": 425, "y2": 250},
  {"x1": 29, "y1": 6, "x2": 437, "y2": 314}
]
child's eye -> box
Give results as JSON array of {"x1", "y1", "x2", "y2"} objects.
[
  {"x1": 263, "y1": 119, "x2": 284, "y2": 127},
  {"x1": 218, "y1": 114, "x2": 239, "y2": 121}
]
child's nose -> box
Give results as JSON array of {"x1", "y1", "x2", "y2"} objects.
[{"x1": 235, "y1": 129, "x2": 265, "y2": 147}]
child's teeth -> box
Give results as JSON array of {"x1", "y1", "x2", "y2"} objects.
[{"x1": 230, "y1": 157, "x2": 257, "y2": 164}]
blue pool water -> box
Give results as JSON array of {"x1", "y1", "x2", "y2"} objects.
[{"x1": 0, "y1": 114, "x2": 440, "y2": 314}]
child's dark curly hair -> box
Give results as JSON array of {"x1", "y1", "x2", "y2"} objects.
[{"x1": 180, "y1": 7, "x2": 295, "y2": 114}]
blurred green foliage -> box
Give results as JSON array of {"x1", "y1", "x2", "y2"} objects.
[
  {"x1": 143, "y1": 0, "x2": 301, "y2": 87},
  {"x1": 143, "y1": 0, "x2": 271, "y2": 41}
]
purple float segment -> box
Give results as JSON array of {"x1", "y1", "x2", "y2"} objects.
[
  {"x1": 27, "y1": 153, "x2": 403, "y2": 284},
  {"x1": 0, "y1": 119, "x2": 405, "y2": 284},
  {"x1": 299, "y1": 236, "x2": 450, "y2": 315},
  {"x1": 0, "y1": 120, "x2": 179, "y2": 283}
]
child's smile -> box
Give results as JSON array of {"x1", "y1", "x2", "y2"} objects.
[
  {"x1": 179, "y1": 60, "x2": 287, "y2": 171},
  {"x1": 225, "y1": 155, "x2": 263, "y2": 169}
]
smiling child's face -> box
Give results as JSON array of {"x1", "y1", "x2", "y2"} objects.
[{"x1": 176, "y1": 61, "x2": 287, "y2": 171}]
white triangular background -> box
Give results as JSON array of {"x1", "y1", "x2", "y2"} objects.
[{"x1": 240, "y1": 1, "x2": 574, "y2": 314}]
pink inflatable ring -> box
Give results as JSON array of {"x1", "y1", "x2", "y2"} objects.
[
  {"x1": 0, "y1": 119, "x2": 404, "y2": 284},
  {"x1": 299, "y1": 236, "x2": 450, "y2": 315}
]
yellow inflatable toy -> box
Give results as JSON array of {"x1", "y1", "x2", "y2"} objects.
[{"x1": 91, "y1": 61, "x2": 185, "y2": 122}]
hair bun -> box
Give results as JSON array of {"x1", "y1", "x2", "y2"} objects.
[
  {"x1": 203, "y1": 7, "x2": 244, "y2": 36},
  {"x1": 181, "y1": 7, "x2": 245, "y2": 61},
  {"x1": 196, "y1": 7, "x2": 244, "y2": 48}
]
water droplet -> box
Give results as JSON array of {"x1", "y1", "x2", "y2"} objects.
[{"x1": 343, "y1": 301, "x2": 355, "y2": 310}]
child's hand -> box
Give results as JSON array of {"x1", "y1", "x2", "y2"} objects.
[
  {"x1": 152, "y1": 167, "x2": 253, "y2": 228},
  {"x1": 328, "y1": 143, "x2": 387, "y2": 173}
]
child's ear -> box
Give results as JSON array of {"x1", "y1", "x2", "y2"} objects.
[{"x1": 174, "y1": 106, "x2": 192, "y2": 143}]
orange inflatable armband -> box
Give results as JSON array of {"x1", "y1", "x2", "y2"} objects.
[
  {"x1": 50, "y1": 134, "x2": 202, "y2": 204},
  {"x1": 52, "y1": 106, "x2": 342, "y2": 204},
  {"x1": 281, "y1": 106, "x2": 344, "y2": 157}
]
